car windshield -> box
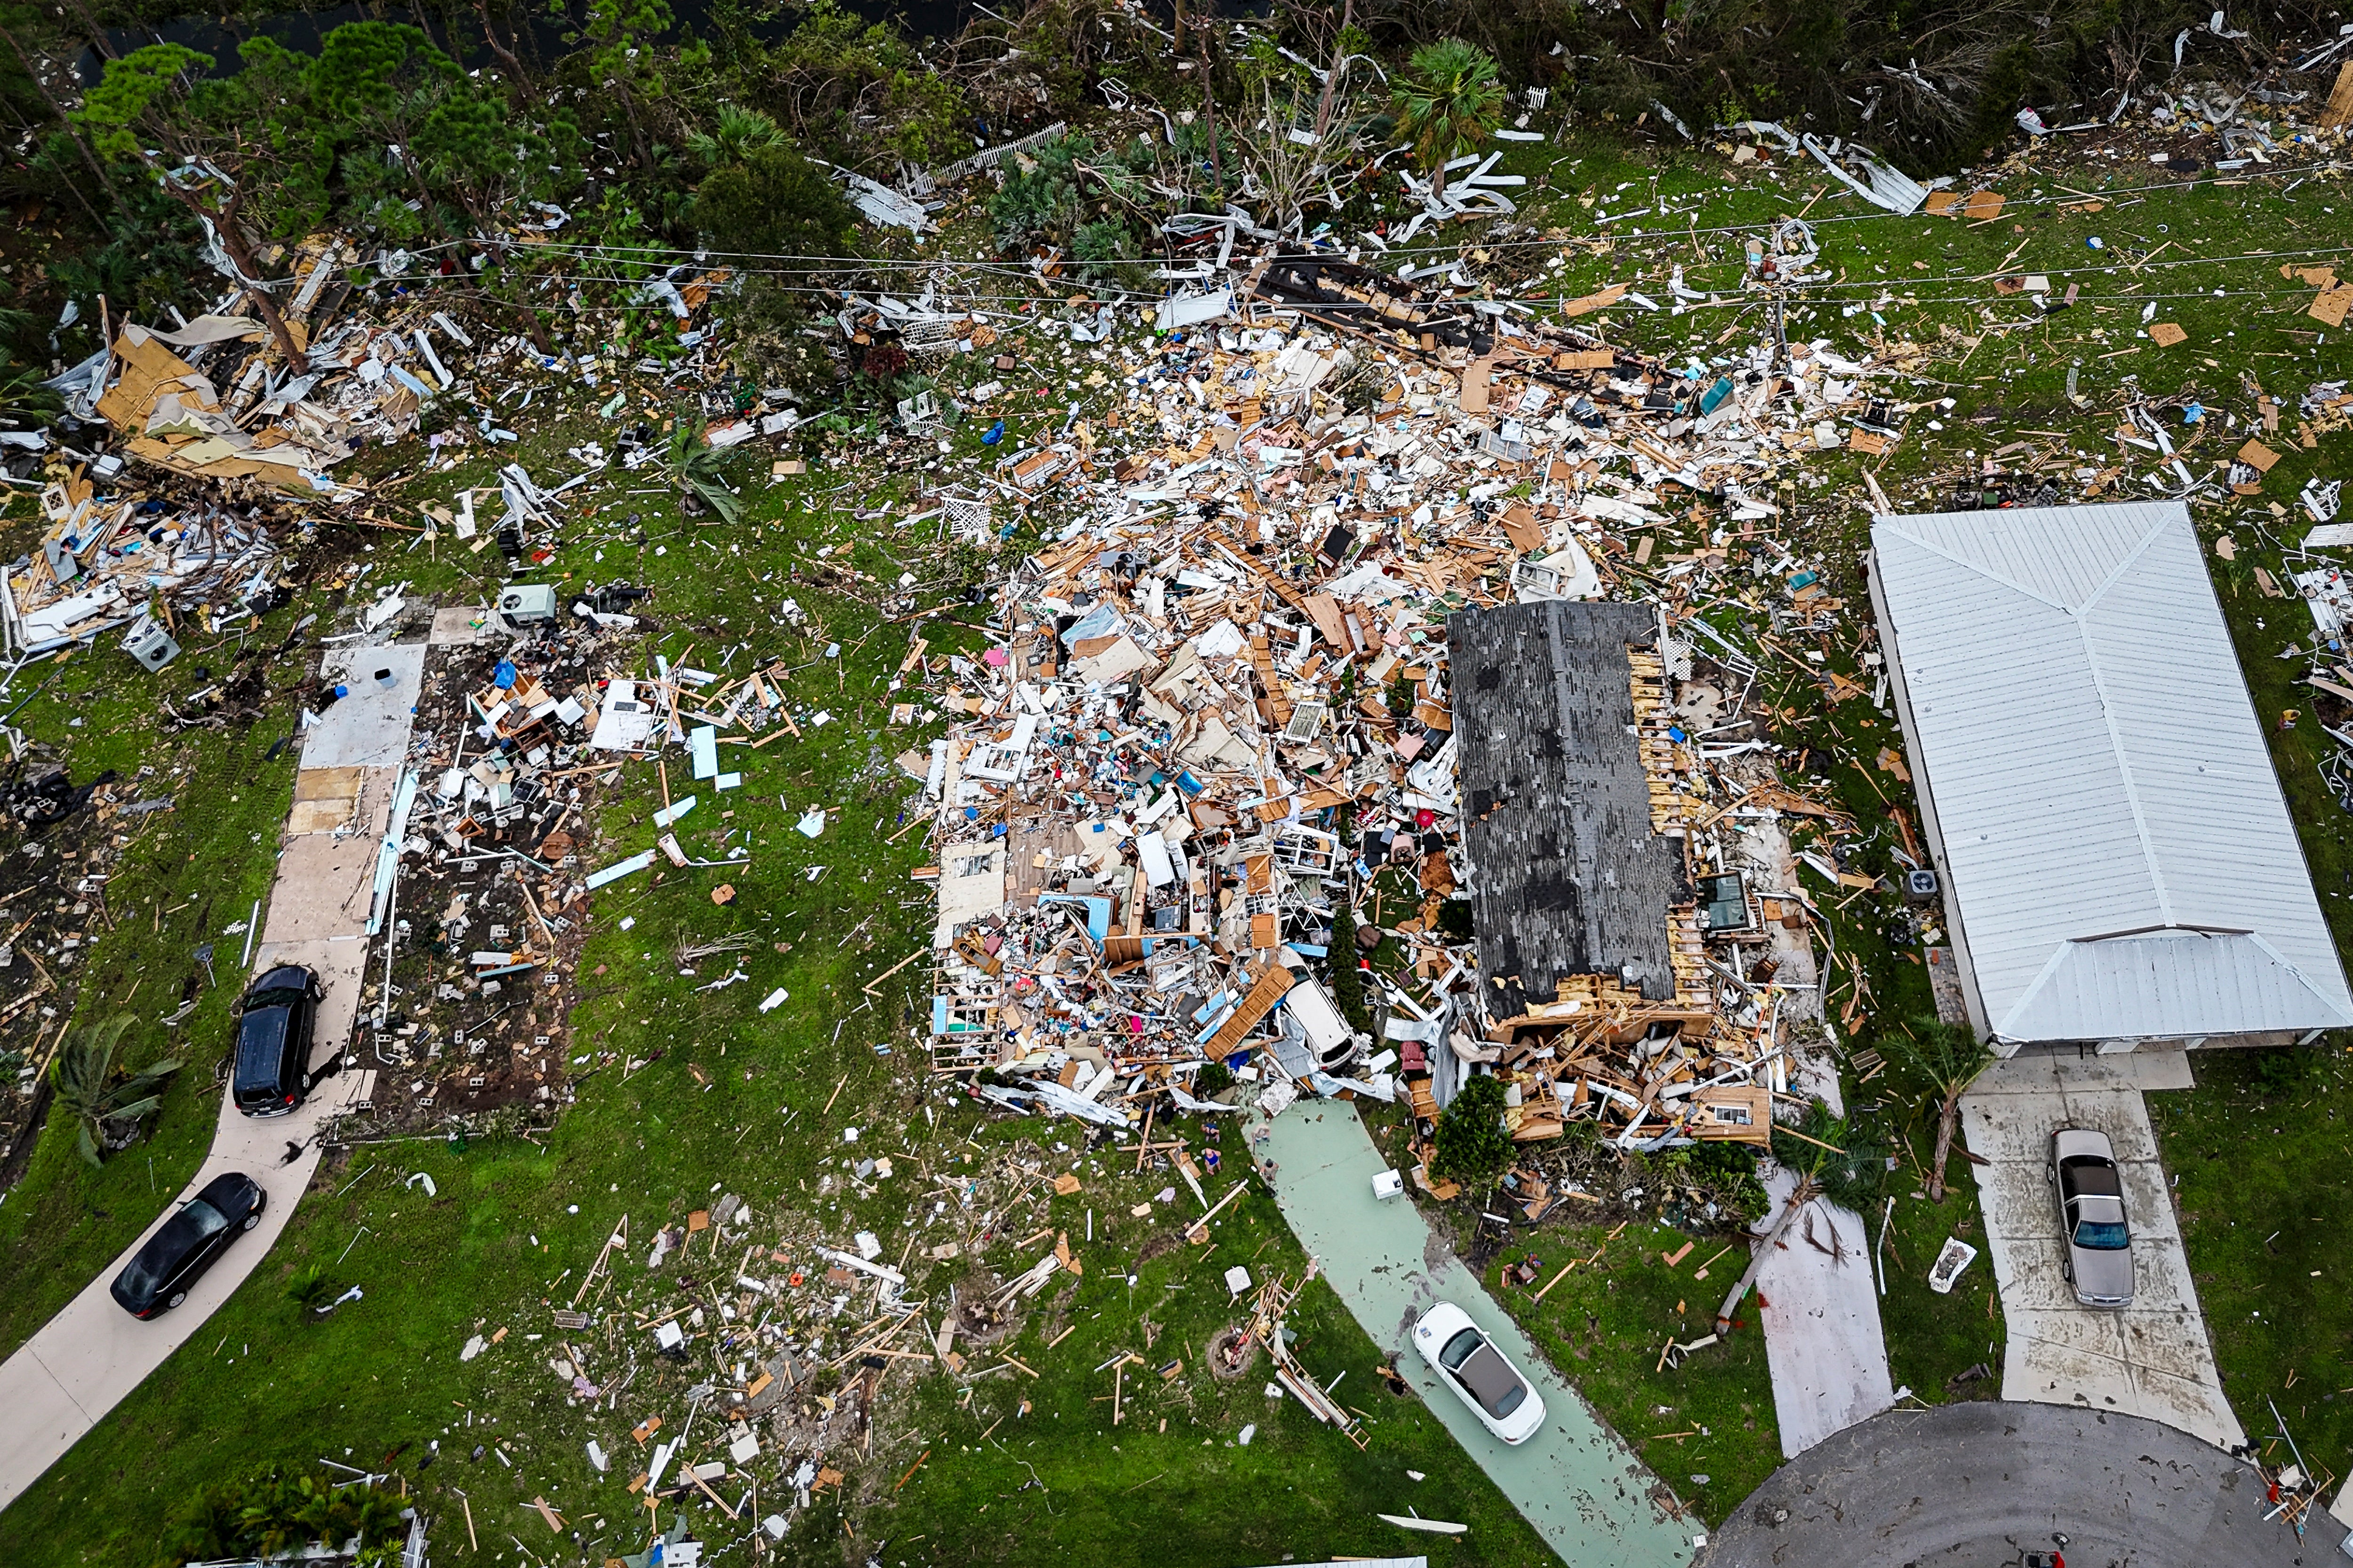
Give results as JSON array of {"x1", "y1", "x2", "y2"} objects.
[
  {"x1": 1438, "y1": 1327, "x2": 1484, "y2": 1372},
  {"x1": 2073, "y1": 1218, "x2": 2129, "y2": 1250}
]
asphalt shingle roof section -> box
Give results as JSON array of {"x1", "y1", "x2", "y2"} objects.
[
  {"x1": 1870, "y1": 501, "x2": 2353, "y2": 1045},
  {"x1": 1448, "y1": 599, "x2": 1683, "y2": 1015}
]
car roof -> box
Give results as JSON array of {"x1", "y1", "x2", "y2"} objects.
[
  {"x1": 236, "y1": 1007, "x2": 290, "y2": 1081},
  {"x1": 1456, "y1": 1343, "x2": 1523, "y2": 1416},
  {"x1": 2063, "y1": 1160, "x2": 2123, "y2": 1198}
]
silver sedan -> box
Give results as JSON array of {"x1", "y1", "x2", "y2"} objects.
[{"x1": 2049, "y1": 1128, "x2": 2133, "y2": 1307}]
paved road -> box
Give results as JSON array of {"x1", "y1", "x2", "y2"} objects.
[
  {"x1": 1258, "y1": 1101, "x2": 1699, "y2": 1567},
  {"x1": 1959, "y1": 1047, "x2": 2243, "y2": 1449},
  {"x1": 1699, "y1": 1400, "x2": 2327, "y2": 1567},
  {"x1": 0, "y1": 635, "x2": 439, "y2": 1512}
]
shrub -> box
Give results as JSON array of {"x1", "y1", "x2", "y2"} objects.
[{"x1": 1433, "y1": 1074, "x2": 1511, "y2": 1185}]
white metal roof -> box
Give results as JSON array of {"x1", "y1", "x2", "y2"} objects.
[{"x1": 1872, "y1": 501, "x2": 2353, "y2": 1043}]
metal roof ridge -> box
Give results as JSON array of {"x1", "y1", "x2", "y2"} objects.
[
  {"x1": 2239, "y1": 930, "x2": 2353, "y2": 1028},
  {"x1": 1874, "y1": 518, "x2": 2075, "y2": 616}
]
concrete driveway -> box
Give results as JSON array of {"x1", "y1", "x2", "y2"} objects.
[
  {"x1": 1958, "y1": 1047, "x2": 2244, "y2": 1449},
  {"x1": 1258, "y1": 1103, "x2": 1698, "y2": 1567},
  {"x1": 1700, "y1": 1400, "x2": 2319, "y2": 1567},
  {"x1": 0, "y1": 630, "x2": 445, "y2": 1512},
  {"x1": 1752, "y1": 1169, "x2": 1893, "y2": 1458}
]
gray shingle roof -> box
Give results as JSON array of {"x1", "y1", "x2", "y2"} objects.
[{"x1": 1448, "y1": 600, "x2": 1684, "y2": 1015}]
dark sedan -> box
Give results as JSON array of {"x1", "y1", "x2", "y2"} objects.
[{"x1": 109, "y1": 1172, "x2": 266, "y2": 1319}]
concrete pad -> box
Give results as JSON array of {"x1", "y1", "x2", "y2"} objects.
[
  {"x1": 1961, "y1": 1067, "x2": 2243, "y2": 1451},
  {"x1": 1973, "y1": 1160, "x2": 2057, "y2": 1240},
  {"x1": 248, "y1": 934, "x2": 372, "y2": 1073},
  {"x1": 1987, "y1": 1234, "x2": 2071, "y2": 1296},
  {"x1": 1958, "y1": 1092, "x2": 2043, "y2": 1154},
  {"x1": 2006, "y1": 1304, "x2": 2129, "y2": 1358},
  {"x1": 428, "y1": 605, "x2": 495, "y2": 645},
  {"x1": 1753, "y1": 1169, "x2": 1895, "y2": 1458},
  {"x1": 1259, "y1": 1103, "x2": 1696, "y2": 1565},
  {"x1": 2129, "y1": 1048, "x2": 2195, "y2": 1091},
  {"x1": 302, "y1": 642, "x2": 426, "y2": 768},
  {"x1": 261, "y1": 830, "x2": 382, "y2": 942}
]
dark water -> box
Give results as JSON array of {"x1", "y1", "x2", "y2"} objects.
[{"x1": 77, "y1": 0, "x2": 971, "y2": 86}]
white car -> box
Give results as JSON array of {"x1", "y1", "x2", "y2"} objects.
[{"x1": 1411, "y1": 1302, "x2": 1545, "y2": 1445}]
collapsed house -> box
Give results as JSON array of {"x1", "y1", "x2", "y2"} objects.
[
  {"x1": 1450, "y1": 600, "x2": 1708, "y2": 1035},
  {"x1": 911, "y1": 260, "x2": 1888, "y2": 1160},
  {"x1": 1869, "y1": 500, "x2": 2353, "y2": 1051}
]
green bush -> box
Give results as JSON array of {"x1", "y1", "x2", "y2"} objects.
[
  {"x1": 1071, "y1": 217, "x2": 1138, "y2": 284},
  {"x1": 157, "y1": 1465, "x2": 407, "y2": 1568},
  {"x1": 1194, "y1": 1062, "x2": 1234, "y2": 1098},
  {"x1": 1433, "y1": 1074, "x2": 1511, "y2": 1186},
  {"x1": 1772, "y1": 1098, "x2": 1887, "y2": 1212},
  {"x1": 1329, "y1": 901, "x2": 1370, "y2": 1032}
]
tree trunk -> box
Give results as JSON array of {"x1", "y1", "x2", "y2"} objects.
[
  {"x1": 1195, "y1": 36, "x2": 1221, "y2": 196},
  {"x1": 473, "y1": 0, "x2": 533, "y2": 96},
  {"x1": 0, "y1": 23, "x2": 112, "y2": 224},
  {"x1": 183, "y1": 190, "x2": 310, "y2": 374},
  {"x1": 614, "y1": 79, "x2": 654, "y2": 173},
  {"x1": 1309, "y1": 0, "x2": 1353, "y2": 144},
  {"x1": 1928, "y1": 1089, "x2": 1961, "y2": 1203}
]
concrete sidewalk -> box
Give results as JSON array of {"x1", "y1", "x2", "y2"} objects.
[
  {"x1": 1259, "y1": 1103, "x2": 1698, "y2": 1567},
  {"x1": 1752, "y1": 1169, "x2": 1893, "y2": 1457},
  {"x1": 1959, "y1": 1047, "x2": 2244, "y2": 1449},
  {"x1": 0, "y1": 629, "x2": 450, "y2": 1513}
]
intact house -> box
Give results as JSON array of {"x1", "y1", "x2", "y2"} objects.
[{"x1": 1869, "y1": 500, "x2": 2353, "y2": 1055}]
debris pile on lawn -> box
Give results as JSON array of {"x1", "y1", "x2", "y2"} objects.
[
  {"x1": 910, "y1": 251, "x2": 1949, "y2": 1179},
  {"x1": 315, "y1": 590, "x2": 675, "y2": 1135},
  {"x1": 6, "y1": 464, "x2": 286, "y2": 656},
  {"x1": 452, "y1": 1131, "x2": 1249, "y2": 1557}
]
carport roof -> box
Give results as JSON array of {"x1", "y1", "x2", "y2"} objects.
[{"x1": 1872, "y1": 501, "x2": 2353, "y2": 1043}]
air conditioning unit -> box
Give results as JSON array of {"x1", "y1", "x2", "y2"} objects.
[
  {"x1": 122, "y1": 617, "x2": 179, "y2": 672},
  {"x1": 497, "y1": 584, "x2": 558, "y2": 623}
]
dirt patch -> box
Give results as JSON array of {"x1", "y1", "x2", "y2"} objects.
[
  {"x1": 330, "y1": 614, "x2": 647, "y2": 1140},
  {"x1": 1204, "y1": 1324, "x2": 1260, "y2": 1382}
]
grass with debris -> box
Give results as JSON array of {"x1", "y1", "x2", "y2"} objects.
[
  {"x1": 1487, "y1": 1218, "x2": 1780, "y2": 1527},
  {"x1": 0, "y1": 637, "x2": 311, "y2": 1358},
  {"x1": 0, "y1": 119, "x2": 2348, "y2": 1564},
  {"x1": 0, "y1": 387, "x2": 1558, "y2": 1566}
]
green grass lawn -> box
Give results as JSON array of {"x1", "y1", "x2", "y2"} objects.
[
  {"x1": 2151, "y1": 1046, "x2": 2353, "y2": 1490},
  {"x1": 0, "y1": 123, "x2": 2346, "y2": 1565},
  {"x1": 1486, "y1": 1218, "x2": 1781, "y2": 1526}
]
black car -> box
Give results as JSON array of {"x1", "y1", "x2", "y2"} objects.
[
  {"x1": 110, "y1": 1172, "x2": 266, "y2": 1318},
  {"x1": 233, "y1": 965, "x2": 321, "y2": 1117}
]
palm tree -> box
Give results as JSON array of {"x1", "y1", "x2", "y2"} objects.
[
  {"x1": 1883, "y1": 1016, "x2": 1994, "y2": 1202},
  {"x1": 686, "y1": 103, "x2": 788, "y2": 167},
  {"x1": 48, "y1": 1014, "x2": 182, "y2": 1167},
  {"x1": 287, "y1": 1264, "x2": 337, "y2": 1317},
  {"x1": 1390, "y1": 39, "x2": 1504, "y2": 201},
  {"x1": 667, "y1": 417, "x2": 743, "y2": 524}
]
